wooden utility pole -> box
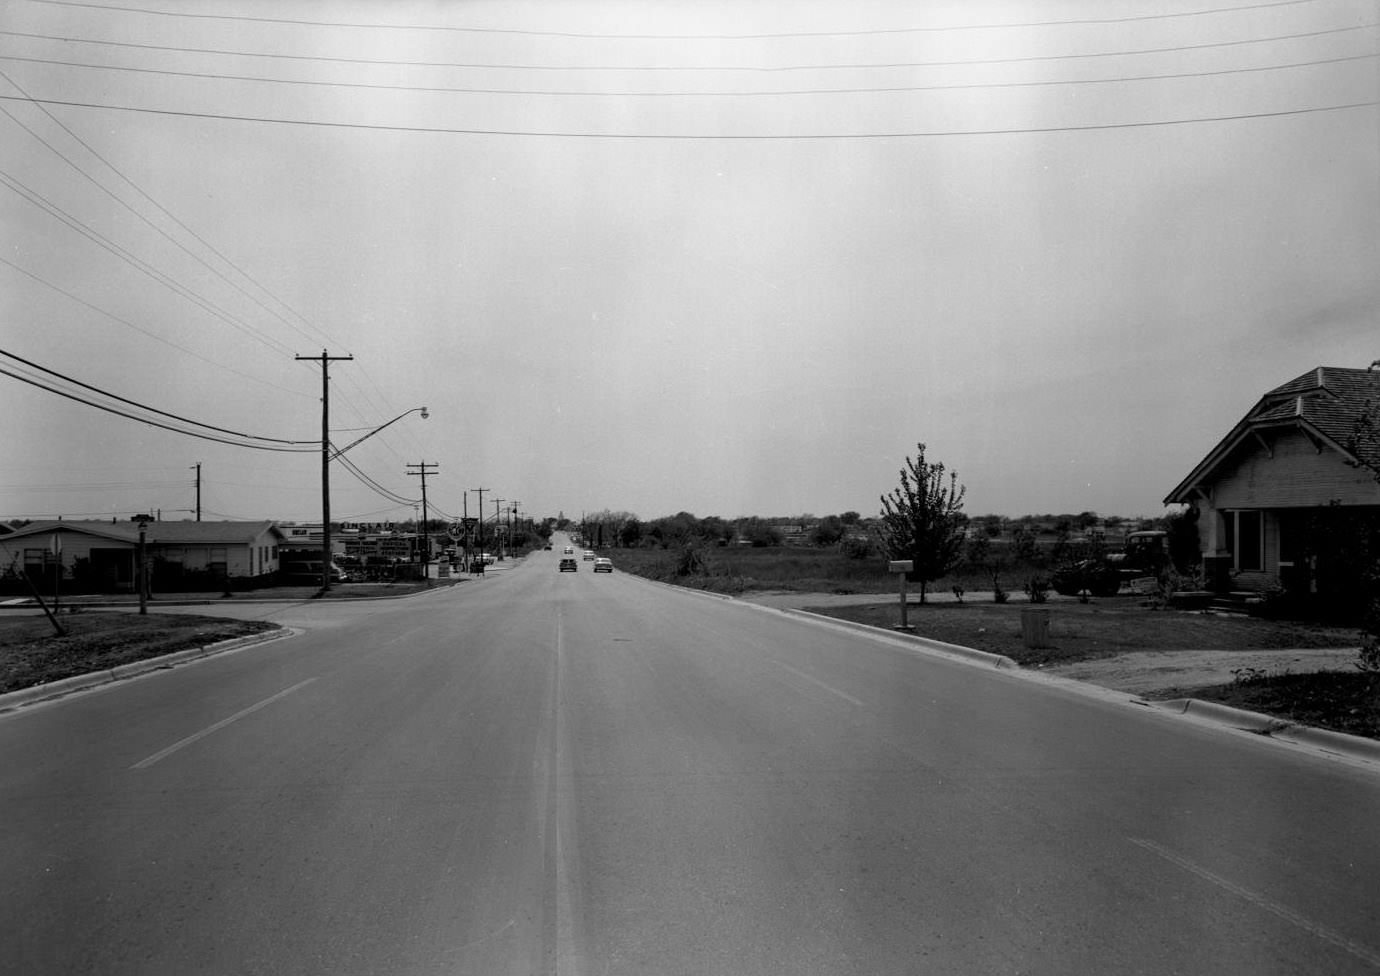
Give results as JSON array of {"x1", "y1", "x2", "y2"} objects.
[
  {"x1": 407, "y1": 461, "x2": 438, "y2": 583},
  {"x1": 471, "y1": 488, "x2": 488, "y2": 572},
  {"x1": 296, "y1": 350, "x2": 353, "y2": 592}
]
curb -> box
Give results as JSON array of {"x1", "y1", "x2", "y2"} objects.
[
  {"x1": 0, "y1": 578, "x2": 469, "y2": 611},
  {"x1": 778, "y1": 607, "x2": 1021, "y2": 670},
  {"x1": 1151, "y1": 697, "x2": 1380, "y2": 764},
  {"x1": 0, "y1": 627, "x2": 294, "y2": 714}
]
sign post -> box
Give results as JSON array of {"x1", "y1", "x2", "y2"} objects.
[
  {"x1": 50, "y1": 533, "x2": 61, "y2": 614},
  {"x1": 888, "y1": 560, "x2": 915, "y2": 632}
]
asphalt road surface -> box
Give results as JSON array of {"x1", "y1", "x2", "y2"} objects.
[{"x1": 3, "y1": 539, "x2": 1379, "y2": 975}]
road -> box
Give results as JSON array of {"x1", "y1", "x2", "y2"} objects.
[{"x1": 3, "y1": 539, "x2": 1379, "y2": 974}]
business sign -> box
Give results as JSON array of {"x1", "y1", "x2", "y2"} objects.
[{"x1": 888, "y1": 560, "x2": 913, "y2": 574}]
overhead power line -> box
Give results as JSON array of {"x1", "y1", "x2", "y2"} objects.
[
  {"x1": 0, "y1": 165, "x2": 298, "y2": 357},
  {"x1": 3, "y1": 49, "x2": 1372, "y2": 98},
  {"x1": 335, "y1": 452, "x2": 420, "y2": 507},
  {"x1": 0, "y1": 347, "x2": 318, "y2": 450},
  {"x1": 0, "y1": 22, "x2": 1370, "y2": 72},
  {"x1": 0, "y1": 91, "x2": 1371, "y2": 139},
  {"x1": 0, "y1": 66, "x2": 344, "y2": 354},
  {"x1": 22, "y1": 0, "x2": 1330, "y2": 40},
  {"x1": 0, "y1": 255, "x2": 314, "y2": 399}
]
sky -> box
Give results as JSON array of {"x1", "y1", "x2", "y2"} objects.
[{"x1": 1, "y1": 0, "x2": 1377, "y2": 527}]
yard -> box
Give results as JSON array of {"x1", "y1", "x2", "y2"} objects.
[{"x1": 0, "y1": 612, "x2": 279, "y2": 694}]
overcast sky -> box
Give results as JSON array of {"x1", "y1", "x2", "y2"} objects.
[{"x1": 2, "y1": 0, "x2": 1377, "y2": 526}]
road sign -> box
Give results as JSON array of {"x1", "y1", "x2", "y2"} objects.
[{"x1": 447, "y1": 522, "x2": 464, "y2": 541}]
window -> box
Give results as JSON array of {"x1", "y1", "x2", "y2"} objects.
[{"x1": 1225, "y1": 510, "x2": 1262, "y2": 572}]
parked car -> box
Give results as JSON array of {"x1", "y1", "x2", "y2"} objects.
[
  {"x1": 559, "y1": 557, "x2": 578, "y2": 572},
  {"x1": 280, "y1": 560, "x2": 348, "y2": 585},
  {"x1": 593, "y1": 557, "x2": 613, "y2": 573}
]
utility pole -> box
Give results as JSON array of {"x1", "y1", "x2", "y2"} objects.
[
  {"x1": 407, "y1": 461, "x2": 438, "y2": 584},
  {"x1": 296, "y1": 350, "x2": 353, "y2": 592},
  {"x1": 472, "y1": 487, "x2": 488, "y2": 571},
  {"x1": 191, "y1": 462, "x2": 201, "y2": 521},
  {"x1": 494, "y1": 499, "x2": 505, "y2": 561}
]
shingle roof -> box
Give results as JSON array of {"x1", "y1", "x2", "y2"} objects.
[
  {"x1": 1165, "y1": 366, "x2": 1380, "y2": 504},
  {"x1": 0, "y1": 520, "x2": 285, "y2": 546}
]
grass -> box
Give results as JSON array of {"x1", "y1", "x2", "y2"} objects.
[
  {"x1": 603, "y1": 543, "x2": 1065, "y2": 595},
  {"x1": 0, "y1": 612, "x2": 279, "y2": 694},
  {"x1": 1175, "y1": 670, "x2": 1380, "y2": 740},
  {"x1": 807, "y1": 599, "x2": 1357, "y2": 666}
]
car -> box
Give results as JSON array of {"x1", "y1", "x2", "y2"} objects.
[
  {"x1": 480, "y1": 552, "x2": 496, "y2": 565},
  {"x1": 559, "y1": 557, "x2": 578, "y2": 572},
  {"x1": 279, "y1": 560, "x2": 348, "y2": 585},
  {"x1": 593, "y1": 557, "x2": 613, "y2": 573},
  {"x1": 582, "y1": 550, "x2": 595, "y2": 561},
  {"x1": 543, "y1": 543, "x2": 552, "y2": 550},
  {"x1": 564, "y1": 546, "x2": 574, "y2": 554}
]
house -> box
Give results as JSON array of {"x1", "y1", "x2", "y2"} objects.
[
  {"x1": 1164, "y1": 366, "x2": 1380, "y2": 600},
  {"x1": 0, "y1": 519, "x2": 287, "y2": 593}
]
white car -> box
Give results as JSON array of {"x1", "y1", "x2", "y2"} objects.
[
  {"x1": 582, "y1": 550, "x2": 595, "y2": 561},
  {"x1": 593, "y1": 557, "x2": 613, "y2": 573}
]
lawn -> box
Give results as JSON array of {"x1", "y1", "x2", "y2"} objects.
[
  {"x1": 807, "y1": 599, "x2": 1357, "y2": 667},
  {"x1": 0, "y1": 612, "x2": 279, "y2": 694}
]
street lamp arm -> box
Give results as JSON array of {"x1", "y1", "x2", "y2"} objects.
[{"x1": 328, "y1": 407, "x2": 427, "y2": 461}]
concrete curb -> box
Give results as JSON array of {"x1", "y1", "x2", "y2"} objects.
[
  {"x1": 779, "y1": 607, "x2": 1021, "y2": 670},
  {"x1": 0, "y1": 627, "x2": 294, "y2": 714},
  {"x1": 1151, "y1": 697, "x2": 1380, "y2": 763},
  {"x1": 0, "y1": 577, "x2": 469, "y2": 612}
]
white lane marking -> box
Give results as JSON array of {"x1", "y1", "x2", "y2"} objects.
[
  {"x1": 553, "y1": 608, "x2": 584, "y2": 976},
  {"x1": 770, "y1": 660, "x2": 864, "y2": 707},
  {"x1": 130, "y1": 678, "x2": 318, "y2": 770},
  {"x1": 1130, "y1": 838, "x2": 1380, "y2": 969}
]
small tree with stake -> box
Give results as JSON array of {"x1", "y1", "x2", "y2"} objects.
[{"x1": 878, "y1": 442, "x2": 968, "y2": 604}]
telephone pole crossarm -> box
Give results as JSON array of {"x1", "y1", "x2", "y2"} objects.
[{"x1": 406, "y1": 461, "x2": 439, "y2": 583}]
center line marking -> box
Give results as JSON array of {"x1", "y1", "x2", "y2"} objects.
[
  {"x1": 131, "y1": 677, "x2": 318, "y2": 770},
  {"x1": 770, "y1": 660, "x2": 864, "y2": 707},
  {"x1": 1130, "y1": 837, "x2": 1380, "y2": 969}
]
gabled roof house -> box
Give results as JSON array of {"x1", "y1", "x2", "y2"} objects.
[
  {"x1": 0, "y1": 520, "x2": 286, "y2": 591},
  {"x1": 1164, "y1": 366, "x2": 1380, "y2": 597}
]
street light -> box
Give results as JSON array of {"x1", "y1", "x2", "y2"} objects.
[
  {"x1": 329, "y1": 407, "x2": 428, "y2": 461},
  {"x1": 320, "y1": 406, "x2": 429, "y2": 592}
]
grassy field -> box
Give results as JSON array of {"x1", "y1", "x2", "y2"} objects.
[
  {"x1": 807, "y1": 598, "x2": 1357, "y2": 666},
  {"x1": 603, "y1": 543, "x2": 1061, "y2": 596},
  {"x1": 0, "y1": 612, "x2": 279, "y2": 694}
]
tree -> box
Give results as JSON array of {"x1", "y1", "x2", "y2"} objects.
[
  {"x1": 811, "y1": 515, "x2": 845, "y2": 547},
  {"x1": 877, "y1": 442, "x2": 968, "y2": 602}
]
